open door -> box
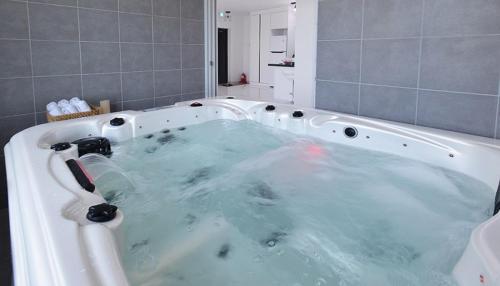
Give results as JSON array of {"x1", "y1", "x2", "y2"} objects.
[{"x1": 217, "y1": 28, "x2": 229, "y2": 85}]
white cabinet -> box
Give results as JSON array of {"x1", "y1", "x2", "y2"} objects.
[
  {"x1": 249, "y1": 14, "x2": 260, "y2": 83},
  {"x1": 270, "y1": 11, "x2": 288, "y2": 29},
  {"x1": 269, "y1": 52, "x2": 285, "y2": 64},
  {"x1": 248, "y1": 8, "x2": 289, "y2": 85},
  {"x1": 259, "y1": 14, "x2": 273, "y2": 84},
  {"x1": 270, "y1": 35, "x2": 287, "y2": 52},
  {"x1": 273, "y1": 67, "x2": 294, "y2": 102}
]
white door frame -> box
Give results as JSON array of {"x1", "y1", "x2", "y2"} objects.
[
  {"x1": 293, "y1": 0, "x2": 318, "y2": 108},
  {"x1": 205, "y1": 0, "x2": 217, "y2": 98}
]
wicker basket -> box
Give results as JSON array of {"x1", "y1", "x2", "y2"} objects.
[{"x1": 47, "y1": 100, "x2": 110, "y2": 122}]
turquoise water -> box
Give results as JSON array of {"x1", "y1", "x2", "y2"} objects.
[{"x1": 90, "y1": 119, "x2": 493, "y2": 286}]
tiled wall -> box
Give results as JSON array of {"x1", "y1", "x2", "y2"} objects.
[
  {"x1": 0, "y1": 0, "x2": 205, "y2": 208},
  {"x1": 316, "y1": 0, "x2": 500, "y2": 138}
]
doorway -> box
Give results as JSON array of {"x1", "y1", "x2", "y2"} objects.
[
  {"x1": 217, "y1": 28, "x2": 229, "y2": 85},
  {"x1": 206, "y1": 0, "x2": 317, "y2": 106}
]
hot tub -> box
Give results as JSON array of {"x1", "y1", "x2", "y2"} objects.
[{"x1": 5, "y1": 99, "x2": 500, "y2": 286}]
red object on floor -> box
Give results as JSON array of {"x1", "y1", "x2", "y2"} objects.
[{"x1": 239, "y1": 73, "x2": 248, "y2": 84}]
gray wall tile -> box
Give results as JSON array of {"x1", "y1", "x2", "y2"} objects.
[
  {"x1": 155, "y1": 94, "x2": 182, "y2": 107},
  {"x1": 361, "y1": 39, "x2": 420, "y2": 87},
  {"x1": 31, "y1": 41, "x2": 80, "y2": 76},
  {"x1": 363, "y1": 0, "x2": 423, "y2": 38},
  {"x1": 417, "y1": 90, "x2": 497, "y2": 137},
  {"x1": 359, "y1": 85, "x2": 416, "y2": 123},
  {"x1": 79, "y1": 0, "x2": 118, "y2": 11},
  {"x1": 121, "y1": 43, "x2": 153, "y2": 71},
  {"x1": 122, "y1": 71, "x2": 154, "y2": 101},
  {"x1": 0, "y1": 40, "x2": 31, "y2": 78},
  {"x1": 110, "y1": 102, "x2": 123, "y2": 112},
  {"x1": 181, "y1": 0, "x2": 203, "y2": 20},
  {"x1": 181, "y1": 0, "x2": 204, "y2": 20},
  {"x1": 29, "y1": 3, "x2": 78, "y2": 41},
  {"x1": 82, "y1": 73, "x2": 121, "y2": 105},
  {"x1": 316, "y1": 0, "x2": 500, "y2": 137},
  {"x1": 81, "y1": 42, "x2": 120, "y2": 73},
  {"x1": 120, "y1": 13, "x2": 153, "y2": 43},
  {"x1": 0, "y1": 0, "x2": 205, "y2": 202},
  {"x1": 423, "y1": 0, "x2": 500, "y2": 36},
  {"x1": 315, "y1": 81, "x2": 359, "y2": 114},
  {"x1": 79, "y1": 9, "x2": 119, "y2": 42},
  {"x1": 182, "y1": 44, "x2": 204, "y2": 69},
  {"x1": 34, "y1": 75, "x2": 82, "y2": 111},
  {"x1": 155, "y1": 70, "x2": 181, "y2": 97},
  {"x1": 181, "y1": 68, "x2": 204, "y2": 94},
  {"x1": 35, "y1": 112, "x2": 49, "y2": 125},
  {"x1": 496, "y1": 108, "x2": 500, "y2": 139},
  {"x1": 120, "y1": 0, "x2": 152, "y2": 14},
  {"x1": 181, "y1": 19, "x2": 203, "y2": 44},
  {"x1": 182, "y1": 92, "x2": 204, "y2": 101},
  {"x1": 0, "y1": 114, "x2": 36, "y2": 149},
  {"x1": 316, "y1": 40, "x2": 360, "y2": 82},
  {"x1": 0, "y1": 1, "x2": 29, "y2": 39},
  {"x1": 154, "y1": 17, "x2": 180, "y2": 43},
  {"x1": 153, "y1": 0, "x2": 180, "y2": 17},
  {"x1": 154, "y1": 44, "x2": 181, "y2": 70},
  {"x1": 1, "y1": 155, "x2": 6, "y2": 207},
  {"x1": 28, "y1": 0, "x2": 77, "y2": 6},
  {"x1": 317, "y1": 0, "x2": 363, "y2": 40},
  {"x1": 420, "y1": 36, "x2": 500, "y2": 95},
  {"x1": 0, "y1": 78, "x2": 34, "y2": 117},
  {"x1": 123, "y1": 98, "x2": 154, "y2": 110}
]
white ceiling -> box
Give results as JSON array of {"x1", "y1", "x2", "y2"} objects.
[{"x1": 217, "y1": 0, "x2": 291, "y2": 13}]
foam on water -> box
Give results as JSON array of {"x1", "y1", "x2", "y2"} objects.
[{"x1": 90, "y1": 119, "x2": 494, "y2": 286}]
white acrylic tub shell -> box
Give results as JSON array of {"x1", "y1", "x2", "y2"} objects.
[{"x1": 5, "y1": 99, "x2": 500, "y2": 286}]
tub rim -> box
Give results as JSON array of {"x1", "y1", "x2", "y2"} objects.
[{"x1": 5, "y1": 98, "x2": 500, "y2": 286}]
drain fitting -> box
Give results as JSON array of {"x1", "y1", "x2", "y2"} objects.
[{"x1": 344, "y1": 127, "x2": 358, "y2": 138}]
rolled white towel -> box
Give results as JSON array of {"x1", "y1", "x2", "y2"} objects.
[
  {"x1": 73, "y1": 99, "x2": 91, "y2": 112},
  {"x1": 46, "y1": 101, "x2": 59, "y2": 112},
  {"x1": 48, "y1": 106, "x2": 63, "y2": 116},
  {"x1": 60, "y1": 104, "x2": 78, "y2": 114},
  {"x1": 47, "y1": 101, "x2": 64, "y2": 116},
  {"x1": 58, "y1": 99, "x2": 70, "y2": 107},
  {"x1": 69, "y1": 97, "x2": 81, "y2": 105}
]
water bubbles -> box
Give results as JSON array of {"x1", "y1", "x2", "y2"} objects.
[
  {"x1": 315, "y1": 277, "x2": 326, "y2": 286},
  {"x1": 252, "y1": 255, "x2": 263, "y2": 263},
  {"x1": 95, "y1": 119, "x2": 492, "y2": 286},
  {"x1": 213, "y1": 217, "x2": 224, "y2": 228}
]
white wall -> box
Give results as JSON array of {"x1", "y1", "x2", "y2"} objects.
[
  {"x1": 287, "y1": 5, "x2": 296, "y2": 58},
  {"x1": 252, "y1": 6, "x2": 289, "y2": 85},
  {"x1": 241, "y1": 15, "x2": 250, "y2": 82},
  {"x1": 259, "y1": 13, "x2": 272, "y2": 84},
  {"x1": 248, "y1": 14, "x2": 260, "y2": 83},
  {"x1": 293, "y1": 0, "x2": 317, "y2": 108},
  {"x1": 217, "y1": 12, "x2": 250, "y2": 83}
]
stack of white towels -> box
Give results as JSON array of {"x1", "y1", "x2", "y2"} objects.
[{"x1": 47, "y1": 97, "x2": 92, "y2": 116}]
